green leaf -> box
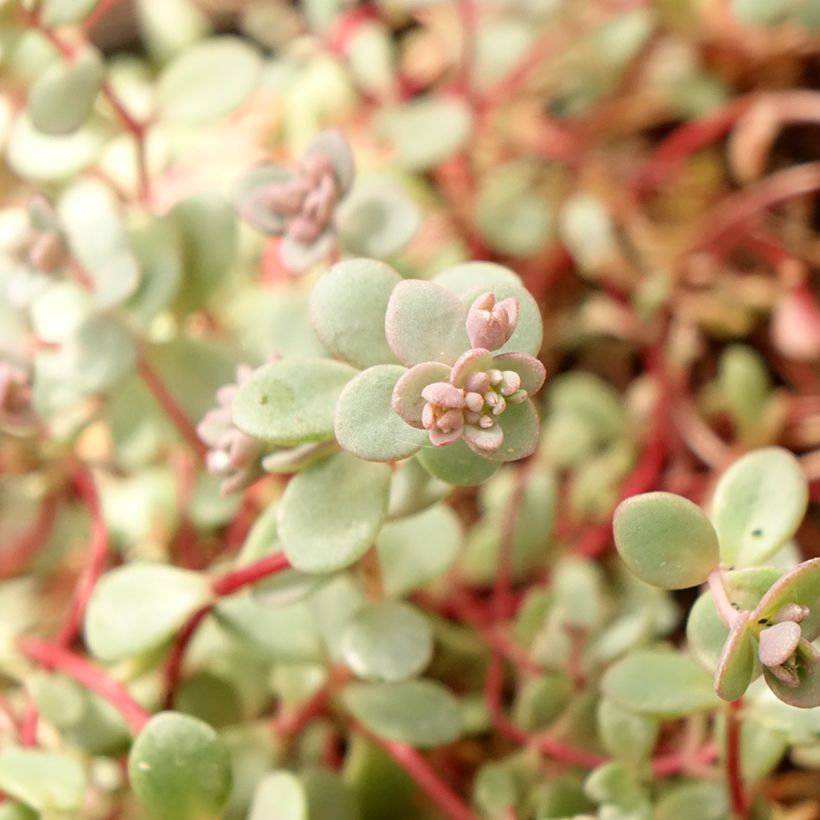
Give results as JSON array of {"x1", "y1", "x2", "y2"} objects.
[
  {"x1": 233, "y1": 358, "x2": 356, "y2": 446},
  {"x1": 433, "y1": 261, "x2": 521, "y2": 294},
  {"x1": 341, "y1": 600, "x2": 433, "y2": 682},
  {"x1": 384, "y1": 279, "x2": 469, "y2": 366},
  {"x1": 335, "y1": 365, "x2": 427, "y2": 462},
  {"x1": 711, "y1": 447, "x2": 809, "y2": 566},
  {"x1": 337, "y1": 181, "x2": 420, "y2": 259},
  {"x1": 128, "y1": 712, "x2": 232, "y2": 820},
  {"x1": 41, "y1": 0, "x2": 100, "y2": 25},
  {"x1": 0, "y1": 804, "x2": 37, "y2": 820},
  {"x1": 85, "y1": 563, "x2": 213, "y2": 661},
  {"x1": 375, "y1": 96, "x2": 472, "y2": 171},
  {"x1": 753, "y1": 558, "x2": 820, "y2": 640},
  {"x1": 714, "y1": 615, "x2": 756, "y2": 701},
  {"x1": 613, "y1": 492, "x2": 720, "y2": 589},
  {"x1": 0, "y1": 750, "x2": 86, "y2": 814},
  {"x1": 417, "y1": 439, "x2": 500, "y2": 486},
  {"x1": 27, "y1": 47, "x2": 103, "y2": 136},
  {"x1": 655, "y1": 782, "x2": 729, "y2": 820},
  {"x1": 170, "y1": 193, "x2": 238, "y2": 314},
  {"x1": 513, "y1": 674, "x2": 572, "y2": 731},
  {"x1": 482, "y1": 399, "x2": 541, "y2": 463},
  {"x1": 127, "y1": 214, "x2": 183, "y2": 325},
  {"x1": 596, "y1": 698, "x2": 658, "y2": 767},
  {"x1": 304, "y1": 769, "x2": 358, "y2": 820},
  {"x1": 278, "y1": 453, "x2": 391, "y2": 573},
  {"x1": 157, "y1": 36, "x2": 262, "y2": 124},
  {"x1": 601, "y1": 649, "x2": 721, "y2": 717},
  {"x1": 763, "y1": 640, "x2": 820, "y2": 707},
  {"x1": 248, "y1": 772, "x2": 306, "y2": 820},
  {"x1": 310, "y1": 258, "x2": 401, "y2": 368},
  {"x1": 343, "y1": 680, "x2": 462, "y2": 747},
  {"x1": 377, "y1": 503, "x2": 462, "y2": 597},
  {"x1": 387, "y1": 458, "x2": 451, "y2": 519}
]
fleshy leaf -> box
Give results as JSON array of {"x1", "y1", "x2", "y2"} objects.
[
  {"x1": 377, "y1": 503, "x2": 462, "y2": 597},
  {"x1": 232, "y1": 164, "x2": 293, "y2": 236},
  {"x1": 278, "y1": 453, "x2": 390, "y2": 573},
  {"x1": 492, "y1": 352, "x2": 547, "y2": 395},
  {"x1": 337, "y1": 181, "x2": 420, "y2": 258},
  {"x1": 391, "y1": 361, "x2": 451, "y2": 428},
  {"x1": 342, "y1": 680, "x2": 462, "y2": 747},
  {"x1": 84, "y1": 563, "x2": 213, "y2": 661},
  {"x1": 341, "y1": 600, "x2": 433, "y2": 682},
  {"x1": 601, "y1": 649, "x2": 721, "y2": 717},
  {"x1": 335, "y1": 365, "x2": 427, "y2": 462},
  {"x1": 433, "y1": 261, "x2": 521, "y2": 294},
  {"x1": 0, "y1": 750, "x2": 86, "y2": 815},
  {"x1": 233, "y1": 358, "x2": 356, "y2": 446},
  {"x1": 596, "y1": 698, "x2": 658, "y2": 767},
  {"x1": 763, "y1": 641, "x2": 820, "y2": 708},
  {"x1": 310, "y1": 258, "x2": 401, "y2": 368},
  {"x1": 248, "y1": 772, "x2": 306, "y2": 820},
  {"x1": 752, "y1": 558, "x2": 820, "y2": 639},
  {"x1": 280, "y1": 231, "x2": 336, "y2": 273},
  {"x1": 157, "y1": 36, "x2": 262, "y2": 123},
  {"x1": 479, "y1": 398, "x2": 541, "y2": 463},
  {"x1": 714, "y1": 615, "x2": 756, "y2": 701},
  {"x1": 384, "y1": 280, "x2": 469, "y2": 366},
  {"x1": 710, "y1": 447, "x2": 808, "y2": 566},
  {"x1": 613, "y1": 492, "x2": 720, "y2": 590},
  {"x1": 417, "y1": 440, "x2": 500, "y2": 486},
  {"x1": 304, "y1": 130, "x2": 356, "y2": 195},
  {"x1": 27, "y1": 47, "x2": 103, "y2": 136},
  {"x1": 128, "y1": 712, "x2": 232, "y2": 820}
]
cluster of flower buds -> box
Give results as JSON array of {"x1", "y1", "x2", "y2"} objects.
[
  {"x1": 758, "y1": 603, "x2": 815, "y2": 688},
  {"x1": 234, "y1": 130, "x2": 354, "y2": 271},
  {"x1": 197, "y1": 364, "x2": 263, "y2": 495},
  {"x1": 393, "y1": 291, "x2": 545, "y2": 456},
  {"x1": 7, "y1": 195, "x2": 69, "y2": 308}
]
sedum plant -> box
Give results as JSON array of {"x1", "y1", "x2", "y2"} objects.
[{"x1": 3, "y1": 0, "x2": 820, "y2": 819}]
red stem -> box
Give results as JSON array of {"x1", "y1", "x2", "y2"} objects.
[
  {"x1": 55, "y1": 464, "x2": 108, "y2": 648},
  {"x1": 726, "y1": 700, "x2": 748, "y2": 819},
  {"x1": 211, "y1": 551, "x2": 291, "y2": 597},
  {"x1": 19, "y1": 637, "x2": 149, "y2": 735},
  {"x1": 20, "y1": 697, "x2": 38, "y2": 747},
  {"x1": 162, "y1": 605, "x2": 210, "y2": 709},
  {"x1": 275, "y1": 685, "x2": 330, "y2": 738},
  {"x1": 136, "y1": 359, "x2": 207, "y2": 461},
  {"x1": 361, "y1": 729, "x2": 475, "y2": 820}
]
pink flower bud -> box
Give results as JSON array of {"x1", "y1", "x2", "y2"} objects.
[{"x1": 465, "y1": 292, "x2": 520, "y2": 351}]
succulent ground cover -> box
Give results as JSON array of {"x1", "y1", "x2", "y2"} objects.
[{"x1": 3, "y1": 0, "x2": 820, "y2": 818}]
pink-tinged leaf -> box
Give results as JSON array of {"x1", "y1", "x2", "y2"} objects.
[
  {"x1": 463, "y1": 422, "x2": 504, "y2": 453},
  {"x1": 752, "y1": 558, "x2": 820, "y2": 641},
  {"x1": 428, "y1": 426, "x2": 463, "y2": 447},
  {"x1": 492, "y1": 352, "x2": 546, "y2": 396},
  {"x1": 391, "y1": 362, "x2": 451, "y2": 428},
  {"x1": 421, "y1": 382, "x2": 464, "y2": 409},
  {"x1": 764, "y1": 640, "x2": 820, "y2": 708},
  {"x1": 279, "y1": 230, "x2": 336, "y2": 273},
  {"x1": 714, "y1": 613, "x2": 755, "y2": 701},
  {"x1": 450, "y1": 348, "x2": 494, "y2": 389}
]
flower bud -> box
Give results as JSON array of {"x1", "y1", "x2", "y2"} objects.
[{"x1": 465, "y1": 292, "x2": 520, "y2": 351}]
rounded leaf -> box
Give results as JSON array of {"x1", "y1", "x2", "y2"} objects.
[
  {"x1": 0, "y1": 750, "x2": 85, "y2": 814},
  {"x1": 335, "y1": 365, "x2": 427, "y2": 461},
  {"x1": 248, "y1": 772, "x2": 306, "y2": 820},
  {"x1": 385, "y1": 279, "x2": 469, "y2": 366},
  {"x1": 601, "y1": 649, "x2": 721, "y2": 717},
  {"x1": 233, "y1": 358, "x2": 357, "y2": 446},
  {"x1": 341, "y1": 600, "x2": 433, "y2": 682},
  {"x1": 752, "y1": 558, "x2": 820, "y2": 640},
  {"x1": 232, "y1": 164, "x2": 293, "y2": 236},
  {"x1": 85, "y1": 563, "x2": 213, "y2": 661},
  {"x1": 158, "y1": 37, "x2": 262, "y2": 123},
  {"x1": 41, "y1": 0, "x2": 100, "y2": 25},
  {"x1": 27, "y1": 48, "x2": 103, "y2": 136},
  {"x1": 337, "y1": 181, "x2": 420, "y2": 258},
  {"x1": 391, "y1": 361, "x2": 451, "y2": 428},
  {"x1": 310, "y1": 258, "x2": 401, "y2": 368},
  {"x1": 763, "y1": 641, "x2": 820, "y2": 708},
  {"x1": 479, "y1": 398, "x2": 541, "y2": 463},
  {"x1": 596, "y1": 698, "x2": 658, "y2": 767},
  {"x1": 711, "y1": 447, "x2": 808, "y2": 566},
  {"x1": 278, "y1": 453, "x2": 391, "y2": 573},
  {"x1": 377, "y1": 503, "x2": 462, "y2": 597},
  {"x1": 128, "y1": 712, "x2": 232, "y2": 820},
  {"x1": 613, "y1": 492, "x2": 720, "y2": 589},
  {"x1": 343, "y1": 680, "x2": 462, "y2": 747},
  {"x1": 417, "y1": 439, "x2": 500, "y2": 485},
  {"x1": 433, "y1": 261, "x2": 521, "y2": 294},
  {"x1": 714, "y1": 615, "x2": 756, "y2": 701}
]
